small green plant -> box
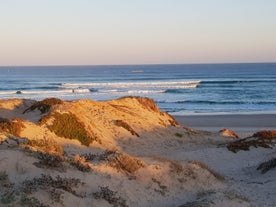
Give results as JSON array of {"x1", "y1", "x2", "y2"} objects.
[
  {"x1": 93, "y1": 186, "x2": 128, "y2": 207},
  {"x1": 22, "y1": 174, "x2": 84, "y2": 197},
  {"x1": 33, "y1": 152, "x2": 64, "y2": 170},
  {"x1": 175, "y1": 133, "x2": 183, "y2": 138},
  {"x1": 0, "y1": 171, "x2": 8, "y2": 183},
  {"x1": 257, "y1": 158, "x2": 276, "y2": 174},
  {"x1": 20, "y1": 196, "x2": 50, "y2": 207},
  {"x1": 1, "y1": 191, "x2": 15, "y2": 204},
  {"x1": 40, "y1": 112, "x2": 95, "y2": 146}
]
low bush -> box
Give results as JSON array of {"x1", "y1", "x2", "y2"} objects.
[
  {"x1": 40, "y1": 112, "x2": 95, "y2": 146},
  {"x1": 227, "y1": 134, "x2": 276, "y2": 153},
  {"x1": 257, "y1": 158, "x2": 276, "y2": 174},
  {"x1": 22, "y1": 174, "x2": 84, "y2": 197},
  {"x1": 93, "y1": 186, "x2": 128, "y2": 207},
  {"x1": 23, "y1": 98, "x2": 63, "y2": 114},
  {"x1": 33, "y1": 152, "x2": 64, "y2": 170}
]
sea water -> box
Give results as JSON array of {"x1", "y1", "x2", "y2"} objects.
[{"x1": 0, "y1": 63, "x2": 276, "y2": 115}]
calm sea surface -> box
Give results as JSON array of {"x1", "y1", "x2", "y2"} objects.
[{"x1": 0, "y1": 63, "x2": 276, "y2": 115}]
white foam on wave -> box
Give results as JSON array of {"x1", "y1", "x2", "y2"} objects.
[
  {"x1": 60, "y1": 80, "x2": 201, "y2": 89},
  {"x1": 72, "y1": 88, "x2": 90, "y2": 93}
]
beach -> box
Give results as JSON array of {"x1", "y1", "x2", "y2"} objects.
[{"x1": 175, "y1": 114, "x2": 276, "y2": 136}]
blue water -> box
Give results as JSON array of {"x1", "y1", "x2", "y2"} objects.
[{"x1": 0, "y1": 63, "x2": 276, "y2": 115}]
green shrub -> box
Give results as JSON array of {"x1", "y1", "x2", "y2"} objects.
[
  {"x1": 23, "y1": 98, "x2": 63, "y2": 114},
  {"x1": 175, "y1": 133, "x2": 183, "y2": 138},
  {"x1": 20, "y1": 196, "x2": 50, "y2": 207},
  {"x1": 40, "y1": 112, "x2": 94, "y2": 146},
  {"x1": 22, "y1": 174, "x2": 83, "y2": 196},
  {"x1": 257, "y1": 158, "x2": 276, "y2": 174},
  {"x1": 94, "y1": 186, "x2": 128, "y2": 207}
]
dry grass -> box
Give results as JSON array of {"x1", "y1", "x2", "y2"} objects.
[
  {"x1": 188, "y1": 160, "x2": 225, "y2": 181},
  {"x1": 0, "y1": 118, "x2": 25, "y2": 137},
  {"x1": 107, "y1": 152, "x2": 145, "y2": 175},
  {"x1": 113, "y1": 120, "x2": 139, "y2": 137},
  {"x1": 21, "y1": 137, "x2": 63, "y2": 155}
]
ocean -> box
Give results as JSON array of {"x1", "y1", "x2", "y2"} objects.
[{"x1": 0, "y1": 63, "x2": 276, "y2": 115}]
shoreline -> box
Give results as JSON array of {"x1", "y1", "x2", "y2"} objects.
[{"x1": 174, "y1": 114, "x2": 276, "y2": 136}]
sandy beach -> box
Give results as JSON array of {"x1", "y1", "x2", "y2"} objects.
[
  {"x1": 0, "y1": 97, "x2": 275, "y2": 207},
  {"x1": 175, "y1": 114, "x2": 276, "y2": 136}
]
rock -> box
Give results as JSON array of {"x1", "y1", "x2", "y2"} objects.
[{"x1": 219, "y1": 128, "x2": 239, "y2": 139}]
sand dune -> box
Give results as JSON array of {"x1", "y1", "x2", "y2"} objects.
[{"x1": 0, "y1": 97, "x2": 275, "y2": 207}]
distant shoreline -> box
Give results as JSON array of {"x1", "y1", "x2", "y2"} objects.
[{"x1": 175, "y1": 114, "x2": 276, "y2": 135}]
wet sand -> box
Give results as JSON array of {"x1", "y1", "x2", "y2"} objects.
[{"x1": 174, "y1": 114, "x2": 276, "y2": 136}]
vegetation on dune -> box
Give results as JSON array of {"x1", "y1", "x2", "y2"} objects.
[
  {"x1": 188, "y1": 160, "x2": 225, "y2": 181},
  {"x1": 68, "y1": 155, "x2": 91, "y2": 172},
  {"x1": 0, "y1": 118, "x2": 25, "y2": 137},
  {"x1": 23, "y1": 98, "x2": 63, "y2": 114},
  {"x1": 21, "y1": 137, "x2": 63, "y2": 155},
  {"x1": 257, "y1": 158, "x2": 276, "y2": 174},
  {"x1": 113, "y1": 120, "x2": 139, "y2": 137},
  {"x1": 227, "y1": 131, "x2": 276, "y2": 153},
  {"x1": 33, "y1": 152, "x2": 64, "y2": 170},
  {"x1": 22, "y1": 174, "x2": 84, "y2": 196},
  {"x1": 40, "y1": 112, "x2": 95, "y2": 146},
  {"x1": 253, "y1": 130, "x2": 276, "y2": 139},
  {"x1": 94, "y1": 186, "x2": 128, "y2": 207},
  {"x1": 107, "y1": 152, "x2": 145, "y2": 175},
  {"x1": 82, "y1": 150, "x2": 144, "y2": 175}
]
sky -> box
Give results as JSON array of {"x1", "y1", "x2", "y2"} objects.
[{"x1": 0, "y1": 0, "x2": 276, "y2": 66}]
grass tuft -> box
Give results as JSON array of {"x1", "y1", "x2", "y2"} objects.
[
  {"x1": 40, "y1": 112, "x2": 95, "y2": 146},
  {"x1": 113, "y1": 120, "x2": 139, "y2": 137},
  {"x1": 0, "y1": 118, "x2": 25, "y2": 137}
]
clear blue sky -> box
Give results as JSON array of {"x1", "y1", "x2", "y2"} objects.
[{"x1": 0, "y1": 0, "x2": 276, "y2": 65}]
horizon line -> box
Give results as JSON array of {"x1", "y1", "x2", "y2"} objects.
[{"x1": 0, "y1": 61, "x2": 276, "y2": 67}]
